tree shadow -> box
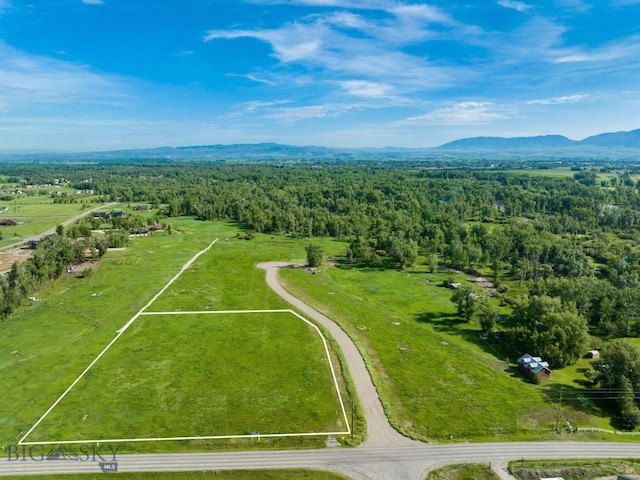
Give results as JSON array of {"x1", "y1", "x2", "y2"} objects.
[
  {"x1": 333, "y1": 257, "x2": 399, "y2": 272},
  {"x1": 414, "y1": 312, "x2": 467, "y2": 334},
  {"x1": 542, "y1": 382, "x2": 612, "y2": 421},
  {"x1": 414, "y1": 311, "x2": 455, "y2": 323}
]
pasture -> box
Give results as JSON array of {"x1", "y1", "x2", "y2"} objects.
[
  {"x1": 0, "y1": 219, "x2": 355, "y2": 452},
  {"x1": 0, "y1": 190, "x2": 101, "y2": 247},
  {"x1": 24, "y1": 312, "x2": 349, "y2": 443},
  {"x1": 279, "y1": 263, "x2": 621, "y2": 441}
]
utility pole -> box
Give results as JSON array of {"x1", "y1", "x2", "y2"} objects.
[
  {"x1": 351, "y1": 402, "x2": 355, "y2": 438},
  {"x1": 555, "y1": 386, "x2": 564, "y2": 432}
]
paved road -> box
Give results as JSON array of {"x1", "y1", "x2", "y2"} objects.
[
  {"x1": 0, "y1": 202, "x2": 118, "y2": 252},
  {"x1": 3, "y1": 442, "x2": 640, "y2": 478},
  {"x1": 2, "y1": 261, "x2": 639, "y2": 478}
]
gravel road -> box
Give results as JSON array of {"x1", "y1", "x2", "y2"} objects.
[{"x1": 258, "y1": 261, "x2": 419, "y2": 448}]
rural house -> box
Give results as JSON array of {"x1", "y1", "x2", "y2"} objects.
[
  {"x1": 517, "y1": 353, "x2": 551, "y2": 379},
  {"x1": 0, "y1": 218, "x2": 19, "y2": 226}
]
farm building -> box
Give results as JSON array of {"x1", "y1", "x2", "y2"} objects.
[
  {"x1": 517, "y1": 353, "x2": 551, "y2": 379},
  {"x1": 0, "y1": 218, "x2": 19, "y2": 226},
  {"x1": 586, "y1": 349, "x2": 600, "y2": 359}
]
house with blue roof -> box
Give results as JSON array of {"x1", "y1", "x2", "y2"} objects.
[{"x1": 517, "y1": 353, "x2": 551, "y2": 379}]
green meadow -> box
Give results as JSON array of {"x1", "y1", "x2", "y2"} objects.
[
  {"x1": 27, "y1": 312, "x2": 347, "y2": 443},
  {"x1": 509, "y1": 459, "x2": 640, "y2": 479},
  {"x1": 1, "y1": 213, "x2": 634, "y2": 451},
  {"x1": 0, "y1": 191, "x2": 101, "y2": 247},
  {"x1": 426, "y1": 463, "x2": 498, "y2": 480},
  {"x1": 0, "y1": 219, "x2": 356, "y2": 452},
  {"x1": 279, "y1": 262, "x2": 622, "y2": 441}
]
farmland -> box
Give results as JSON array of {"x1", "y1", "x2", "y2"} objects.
[
  {"x1": 2, "y1": 159, "x2": 640, "y2": 453},
  {"x1": 0, "y1": 219, "x2": 355, "y2": 452}
]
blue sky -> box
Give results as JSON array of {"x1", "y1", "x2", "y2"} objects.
[{"x1": 0, "y1": 0, "x2": 639, "y2": 151}]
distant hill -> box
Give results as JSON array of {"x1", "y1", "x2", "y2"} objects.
[
  {"x1": 0, "y1": 128, "x2": 639, "y2": 163},
  {"x1": 438, "y1": 128, "x2": 640, "y2": 150},
  {"x1": 0, "y1": 143, "x2": 353, "y2": 163},
  {"x1": 581, "y1": 129, "x2": 640, "y2": 147},
  {"x1": 439, "y1": 135, "x2": 577, "y2": 150}
]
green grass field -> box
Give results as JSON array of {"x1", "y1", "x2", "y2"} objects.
[
  {"x1": 0, "y1": 192, "x2": 102, "y2": 247},
  {"x1": 426, "y1": 463, "x2": 498, "y2": 480},
  {"x1": 0, "y1": 219, "x2": 356, "y2": 452},
  {"x1": 279, "y1": 262, "x2": 624, "y2": 441},
  {"x1": 2, "y1": 212, "x2": 634, "y2": 450},
  {"x1": 496, "y1": 167, "x2": 577, "y2": 178},
  {"x1": 509, "y1": 459, "x2": 640, "y2": 480},
  {"x1": 25, "y1": 312, "x2": 347, "y2": 443}
]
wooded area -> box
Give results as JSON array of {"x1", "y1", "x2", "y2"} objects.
[{"x1": 2, "y1": 160, "x2": 640, "y2": 427}]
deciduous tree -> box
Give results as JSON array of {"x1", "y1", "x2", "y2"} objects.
[
  {"x1": 513, "y1": 295, "x2": 589, "y2": 368},
  {"x1": 451, "y1": 285, "x2": 479, "y2": 323},
  {"x1": 305, "y1": 244, "x2": 324, "y2": 268}
]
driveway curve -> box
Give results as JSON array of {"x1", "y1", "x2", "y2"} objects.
[{"x1": 257, "y1": 262, "x2": 418, "y2": 448}]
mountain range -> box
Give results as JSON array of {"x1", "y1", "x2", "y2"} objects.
[
  {"x1": 437, "y1": 128, "x2": 640, "y2": 150},
  {"x1": 1, "y1": 128, "x2": 639, "y2": 163}
]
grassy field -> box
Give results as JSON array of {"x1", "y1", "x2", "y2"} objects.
[
  {"x1": 426, "y1": 463, "x2": 498, "y2": 480},
  {"x1": 509, "y1": 458, "x2": 640, "y2": 479},
  {"x1": 1, "y1": 211, "x2": 633, "y2": 450},
  {"x1": 490, "y1": 166, "x2": 640, "y2": 185},
  {"x1": 496, "y1": 167, "x2": 577, "y2": 178},
  {"x1": 0, "y1": 470, "x2": 348, "y2": 480},
  {"x1": 26, "y1": 312, "x2": 347, "y2": 443},
  {"x1": 0, "y1": 219, "x2": 357, "y2": 452},
  {"x1": 279, "y1": 262, "x2": 625, "y2": 441},
  {"x1": 0, "y1": 191, "x2": 102, "y2": 247}
]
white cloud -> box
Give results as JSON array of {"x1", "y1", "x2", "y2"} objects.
[
  {"x1": 497, "y1": 0, "x2": 531, "y2": 12},
  {"x1": 237, "y1": 99, "x2": 291, "y2": 113},
  {"x1": 340, "y1": 80, "x2": 392, "y2": 98},
  {"x1": 265, "y1": 103, "x2": 359, "y2": 120},
  {"x1": 526, "y1": 94, "x2": 591, "y2": 105},
  {"x1": 0, "y1": 42, "x2": 127, "y2": 109},
  {"x1": 82, "y1": 0, "x2": 104, "y2": 4},
  {"x1": 388, "y1": 4, "x2": 453, "y2": 24},
  {"x1": 206, "y1": 24, "x2": 324, "y2": 63},
  {"x1": 555, "y1": 35, "x2": 640, "y2": 63},
  {"x1": 205, "y1": 5, "x2": 464, "y2": 95},
  {"x1": 401, "y1": 102, "x2": 507, "y2": 125},
  {"x1": 227, "y1": 73, "x2": 276, "y2": 86}
]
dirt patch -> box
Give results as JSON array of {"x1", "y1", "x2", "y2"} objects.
[
  {"x1": 0, "y1": 248, "x2": 33, "y2": 273},
  {"x1": 66, "y1": 262, "x2": 97, "y2": 274}
]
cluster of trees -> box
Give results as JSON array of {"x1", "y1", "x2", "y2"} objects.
[
  {"x1": 3, "y1": 160, "x2": 640, "y2": 426},
  {"x1": 0, "y1": 232, "x2": 121, "y2": 319},
  {"x1": 589, "y1": 341, "x2": 640, "y2": 428}
]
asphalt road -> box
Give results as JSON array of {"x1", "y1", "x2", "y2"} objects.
[
  {"x1": 3, "y1": 442, "x2": 640, "y2": 478},
  {"x1": 2, "y1": 261, "x2": 639, "y2": 479},
  {"x1": 0, "y1": 202, "x2": 118, "y2": 252}
]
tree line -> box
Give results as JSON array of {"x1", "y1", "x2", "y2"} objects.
[{"x1": 2, "y1": 160, "x2": 640, "y2": 426}]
